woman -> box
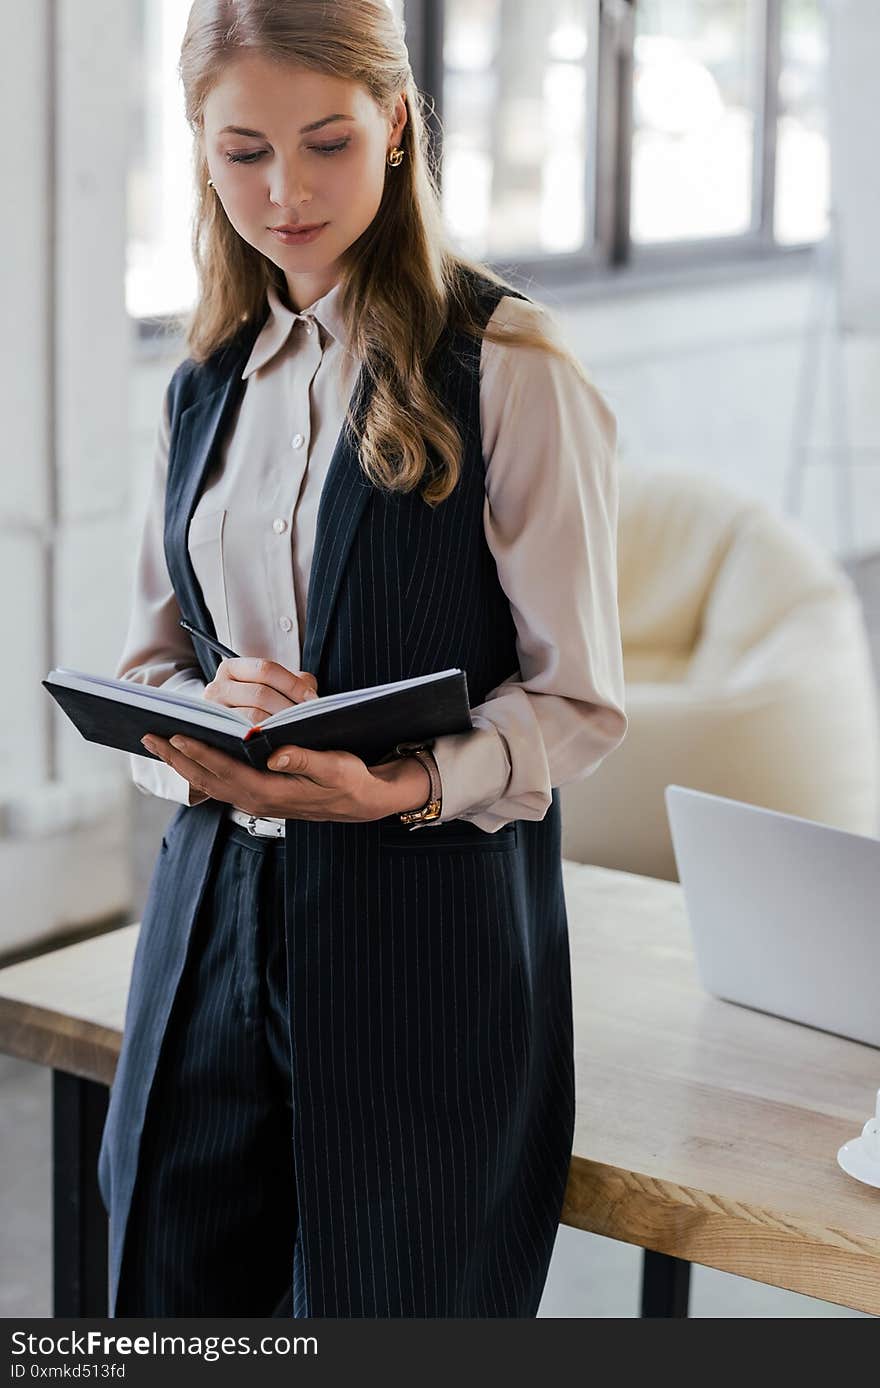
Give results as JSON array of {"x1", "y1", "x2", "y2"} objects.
[{"x1": 98, "y1": 0, "x2": 628, "y2": 1318}]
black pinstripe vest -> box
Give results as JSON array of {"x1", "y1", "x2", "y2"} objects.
[{"x1": 100, "y1": 269, "x2": 576, "y2": 1317}]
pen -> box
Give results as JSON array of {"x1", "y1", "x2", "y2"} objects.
[{"x1": 179, "y1": 619, "x2": 240, "y2": 661}]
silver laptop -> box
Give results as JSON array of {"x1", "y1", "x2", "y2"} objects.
[{"x1": 664, "y1": 785, "x2": 880, "y2": 1048}]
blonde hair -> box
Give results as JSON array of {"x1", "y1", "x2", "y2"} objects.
[{"x1": 178, "y1": 0, "x2": 594, "y2": 506}]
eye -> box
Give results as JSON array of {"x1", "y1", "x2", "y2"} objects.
[
  {"x1": 310, "y1": 140, "x2": 350, "y2": 156},
  {"x1": 225, "y1": 139, "x2": 351, "y2": 166}
]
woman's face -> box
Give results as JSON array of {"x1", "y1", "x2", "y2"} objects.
[{"x1": 203, "y1": 54, "x2": 407, "y2": 310}]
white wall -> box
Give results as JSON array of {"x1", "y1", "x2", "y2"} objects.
[
  {"x1": 0, "y1": 1, "x2": 133, "y2": 956},
  {"x1": 828, "y1": 0, "x2": 880, "y2": 333},
  {"x1": 560, "y1": 268, "x2": 880, "y2": 558}
]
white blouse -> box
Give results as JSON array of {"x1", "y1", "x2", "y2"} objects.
[{"x1": 118, "y1": 279, "x2": 628, "y2": 832}]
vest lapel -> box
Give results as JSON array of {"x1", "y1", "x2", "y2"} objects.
[{"x1": 164, "y1": 329, "x2": 261, "y2": 679}]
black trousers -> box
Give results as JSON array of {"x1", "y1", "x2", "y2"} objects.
[{"x1": 115, "y1": 819, "x2": 302, "y2": 1316}]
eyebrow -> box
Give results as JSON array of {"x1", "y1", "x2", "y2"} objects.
[{"x1": 218, "y1": 114, "x2": 355, "y2": 138}]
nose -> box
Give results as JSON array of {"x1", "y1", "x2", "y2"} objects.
[{"x1": 268, "y1": 157, "x2": 311, "y2": 210}]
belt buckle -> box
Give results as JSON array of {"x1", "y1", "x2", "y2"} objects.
[{"x1": 243, "y1": 813, "x2": 284, "y2": 839}]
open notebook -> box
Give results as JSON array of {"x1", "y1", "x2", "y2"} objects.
[{"x1": 43, "y1": 666, "x2": 472, "y2": 769}]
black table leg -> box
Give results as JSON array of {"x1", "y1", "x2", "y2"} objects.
[
  {"x1": 53, "y1": 1071, "x2": 110, "y2": 1317},
  {"x1": 641, "y1": 1249, "x2": 691, "y2": 1317}
]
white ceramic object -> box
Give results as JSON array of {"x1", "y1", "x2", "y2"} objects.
[{"x1": 837, "y1": 1089, "x2": 880, "y2": 1188}]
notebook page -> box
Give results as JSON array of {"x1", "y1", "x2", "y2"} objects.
[
  {"x1": 258, "y1": 668, "x2": 462, "y2": 730},
  {"x1": 48, "y1": 669, "x2": 249, "y2": 733}
]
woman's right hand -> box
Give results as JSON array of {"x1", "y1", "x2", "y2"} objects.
[{"x1": 203, "y1": 658, "x2": 319, "y2": 724}]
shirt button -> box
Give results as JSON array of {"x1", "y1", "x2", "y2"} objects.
[
  {"x1": 272, "y1": 517, "x2": 288, "y2": 534},
  {"x1": 279, "y1": 616, "x2": 293, "y2": 633},
  {"x1": 291, "y1": 433, "x2": 305, "y2": 449}
]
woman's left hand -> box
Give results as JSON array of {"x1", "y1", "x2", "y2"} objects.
[{"x1": 140, "y1": 733, "x2": 428, "y2": 823}]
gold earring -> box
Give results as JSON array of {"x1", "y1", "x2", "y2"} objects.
[{"x1": 387, "y1": 146, "x2": 404, "y2": 167}]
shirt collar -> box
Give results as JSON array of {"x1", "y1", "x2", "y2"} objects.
[{"x1": 241, "y1": 277, "x2": 347, "y2": 379}]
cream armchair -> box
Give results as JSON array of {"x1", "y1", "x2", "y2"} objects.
[{"x1": 560, "y1": 466, "x2": 880, "y2": 881}]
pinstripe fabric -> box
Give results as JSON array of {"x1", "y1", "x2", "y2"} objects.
[
  {"x1": 98, "y1": 269, "x2": 575, "y2": 1317},
  {"x1": 115, "y1": 824, "x2": 303, "y2": 1315}
]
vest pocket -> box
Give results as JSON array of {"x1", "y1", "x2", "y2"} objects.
[{"x1": 187, "y1": 508, "x2": 232, "y2": 649}]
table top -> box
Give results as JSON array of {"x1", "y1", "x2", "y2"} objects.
[{"x1": 2, "y1": 861, "x2": 879, "y2": 1314}]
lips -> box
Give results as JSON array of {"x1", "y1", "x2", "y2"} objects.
[
  {"x1": 270, "y1": 223, "x2": 325, "y2": 232},
  {"x1": 269, "y1": 222, "x2": 329, "y2": 247}
]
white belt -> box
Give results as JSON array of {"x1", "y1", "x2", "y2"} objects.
[{"x1": 228, "y1": 807, "x2": 286, "y2": 839}]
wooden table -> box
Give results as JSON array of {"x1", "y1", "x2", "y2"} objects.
[
  {"x1": 561, "y1": 862, "x2": 880, "y2": 1317},
  {"x1": 2, "y1": 862, "x2": 879, "y2": 1317}
]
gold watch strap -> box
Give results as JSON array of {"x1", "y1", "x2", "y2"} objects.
[{"x1": 394, "y1": 741, "x2": 443, "y2": 826}]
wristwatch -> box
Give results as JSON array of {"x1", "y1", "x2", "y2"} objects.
[{"x1": 392, "y1": 741, "x2": 443, "y2": 828}]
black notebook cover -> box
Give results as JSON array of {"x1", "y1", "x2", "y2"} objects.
[{"x1": 43, "y1": 671, "x2": 472, "y2": 769}]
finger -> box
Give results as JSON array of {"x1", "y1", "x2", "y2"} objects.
[
  {"x1": 166, "y1": 735, "x2": 241, "y2": 776},
  {"x1": 239, "y1": 706, "x2": 275, "y2": 725},
  {"x1": 143, "y1": 732, "x2": 220, "y2": 777},
  {"x1": 265, "y1": 744, "x2": 343, "y2": 784},
  {"x1": 205, "y1": 681, "x2": 292, "y2": 718},
  {"x1": 220, "y1": 659, "x2": 319, "y2": 704},
  {"x1": 141, "y1": 735, "x2": 220, "y2": 799},
  {"x1": 142, "y1": 735, "x2": 310, "y2": 819},
  {"x1": 147, "y1": 734, "x2": 264, "y2": 806}
]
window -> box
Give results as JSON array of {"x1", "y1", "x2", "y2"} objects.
[
  {"x1": 441, "y1": 0, "x2": 600, "y2": 261},
  {"x1": 127, "y1": 0, "x2": 197, "y2": 320},
  {"x1": 128, "y1": 0, "x2": 829, "y2": 323},
  {"x1": 631, "y1": 0, "x2": 759, "y2": 244},
  {"x1": 775, "y1": 0, "x2": 829, "y2": 245},
  {"x1": 628, "y1": 0, "x2": 829, "y2": 253}
]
